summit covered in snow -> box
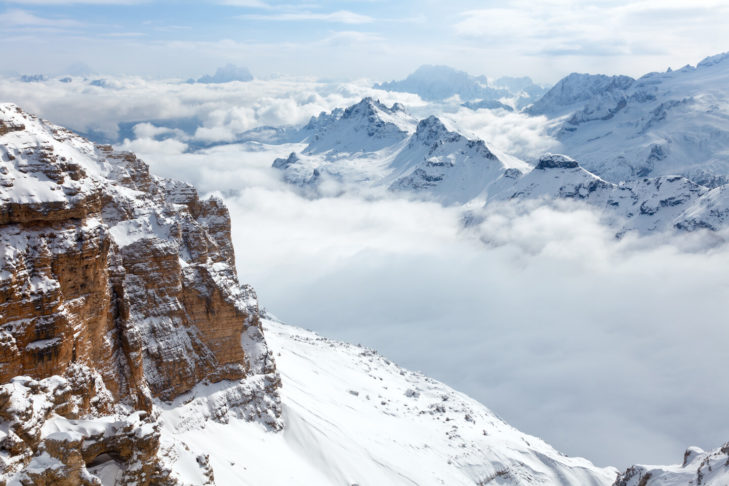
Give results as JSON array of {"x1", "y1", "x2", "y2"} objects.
[{"x1": 272, "y1": 98, "x2": 528, "y2": 204}]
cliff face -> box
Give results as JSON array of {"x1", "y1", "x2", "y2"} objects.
[{"x1": 0, "y1": 104, "x2": 281, "y2": 484}]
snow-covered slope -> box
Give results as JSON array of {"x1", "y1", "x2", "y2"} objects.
[
  {"x1": 486, "y1": 153, "x2": 716, "y2": 234},
  {"x1": 386, "y1": 116, "x2": 529, "y2": 204},
  {"x1": 526, "y1": 73, "x2": 635, "y2": 119},
  {"x1": 273, "y1": 98, "x2": 529, "y2": 204},
  {"x1": 614, "y1": 444, "x2": 729, "y2": 486},
  {"x1": 160, "y1": 317, "x2": 618, "y2": 486},
  {"x1": 531, "y1": 52, "x2": 729, "y2": 186},
  {"x1": 302, "y1": 97, "x2": 415, "y2": 155}
]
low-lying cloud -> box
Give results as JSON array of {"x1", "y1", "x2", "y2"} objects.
[
  {"x1": 125, "y1": 131, "x2": 729, "y2": 470},
  {"x1": 0, "y1": 76, "x2": 424, "y2": 143},
  {"x1": 3, "y1": 75, "x2": 728, "y2": 470}
]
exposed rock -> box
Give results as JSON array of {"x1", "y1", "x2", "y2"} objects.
[
  {"x1": 613, "y1": 443, "x2": 729, "y2": 485},
  {"x1": 0, "y1": 103, "x2": 281, "y2": 483},
  {"x1": 535, "y1": 153, "x2": 580, "y2": 170}
]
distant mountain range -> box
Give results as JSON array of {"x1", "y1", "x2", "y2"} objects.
[
  {"x1": 268, "y1": 93, "x2": 729, "y2": 235},
  {"x1": 527, "y1": 52, "x2": 729, "y2": 187},
  {"x1": 374, "y1": 65, "x2": 548, "y2": 109}
]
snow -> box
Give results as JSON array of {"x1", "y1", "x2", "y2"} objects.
[
  {"x1": 485, "y1": 153, "x2": 712, "y2": 234},
  {"x1": 614, "y1": 442, "x2": 729, "y2": 485},
  {"x1": 274, "y1": 99, "x2": 531, "y2": 205},
  {"x1": 108, "y1": 214, "x2": 170, "y2": 248},
  {"x1": 158, "y1": 318, "x2": 616, "y2": 486},
  {"x1": 532, "y1": 52, "x2": 729, "y2": 186}
]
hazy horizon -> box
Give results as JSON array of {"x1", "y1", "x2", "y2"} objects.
[{"x1": 2, "y1": 0, "x2": 728, "y2": 84}]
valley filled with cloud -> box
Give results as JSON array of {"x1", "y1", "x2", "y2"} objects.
[{"x1": 6, "y1": 75, "x2": 727, "y2": 470}]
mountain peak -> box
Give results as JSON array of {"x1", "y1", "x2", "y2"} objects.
[
  {"x1": 193, "y1": 63, "x2": 253, "y2": 84},
  {"x1": 414, "y1": 115, "x2": 449, "y2": 139},
  {"x1": 342, "y1": 97, "x2": 391, "y2": 119},
  {"x1": 528, "y1": 73, "x2": 634, "y2": 116}
]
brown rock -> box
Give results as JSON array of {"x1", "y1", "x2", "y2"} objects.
[{"x1": 0, "y1": 103, "x2": 282, "y2": 483}]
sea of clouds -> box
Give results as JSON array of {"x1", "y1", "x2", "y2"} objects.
[{"x1": 3, "y1": 75, "x2": 729, "y2": 470}]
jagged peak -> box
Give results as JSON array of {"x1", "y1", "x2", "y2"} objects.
[
  {"x1": 272, "y1": 151, "x2": 300, "y2": 170},
  {"x1": 527, "y1": 73, "x2": 634, "y2": 115},
  {"x1": 535, "y1": 153, "x2": 580, "y2": 170},
  {"x1": 414, "y1": 115, "x2": 449, "y2": 137},
  {"x1": 342, "y1": 97, "x2": 402, "y2": 119},
  {"x1": 304, "y1": 98, "x2": 408, "y2": 132}
]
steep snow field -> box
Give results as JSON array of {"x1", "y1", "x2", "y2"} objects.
[{"x1": 160, "y1": 318, "x2": 617, "y2": 486}]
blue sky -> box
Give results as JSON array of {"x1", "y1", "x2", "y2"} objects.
[{"x1": 1, "y1": 0, "x2": 728, "y2": 82}]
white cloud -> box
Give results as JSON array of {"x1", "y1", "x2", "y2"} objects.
[
  {"x1": 5, "y1": 0, "x2": 146, "y2": 3},
  {"x1": 0, "y1": 76, "x2": 422, "y2": 142},
  {"x1": 5, "y1": 74, "x2": 729, "y2": 470},
  {"x1": 219, "y1": 0, "x2": 272, "y2": 7},
  {"x1": 238, "y1": 10, "x2": 374, "y2": 24},
  {"x1": 441, "y1": 108, "x2": 558, "y2": 161},
  {"x1": 6, "y1": 0, "x2": 150, "y2": 6},
  {"x1": 0, "y1": 9, "x2": 82, "y2": 28}
]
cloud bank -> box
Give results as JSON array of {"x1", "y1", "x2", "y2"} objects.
[{"x1": 3, "y1": 75, "x2": 728, "y2": 470}]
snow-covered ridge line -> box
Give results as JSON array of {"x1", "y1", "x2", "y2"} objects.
[
  {"x1": 614, "y1": 443, "x2": 729, "y2": 486},
  {"x1": 528, "y1": 51, "x2": 729, "y2": 187},
  {"x1": 482, "y1": 153, "x2": 729, "y2": 234},
  {"x1": 273, "y1": 98, "x2": 529, "y2": 204},
  {"x1": 158, "y1": 317, "x2": 618, "y2": 486},
  {"x1": 269, "y1": 97, "x2": 729, "y2": 233}
]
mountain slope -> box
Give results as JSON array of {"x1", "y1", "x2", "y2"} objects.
[
  {"x1": 0, "y1": 103, "x2": 621, "y2": 485},
  {"x1": 614, "y1": 444, "x2": 729, "y2": 486},
  {"x1": 532, "y1": 52, "x2": 729, "y2": 186},
  {"x1": 161, "y1": 317, "x2": 619, "y2": 486},
  {"x1": 273, "y1": 98, "x2": 529, "y2": 204},
  {"x1": 0, "y1": 103, "x2": 280, "y2": 484},
  {"x1": 486, "y1": 153, "x2": 714, "y2": 234}
]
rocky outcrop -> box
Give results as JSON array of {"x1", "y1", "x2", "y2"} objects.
[
  {"x1": 0, "y1": 103, "x2": 281, "y2": 484},
  {"x1": 613, "y1": 443, "x2": 729, "y2": 486}
]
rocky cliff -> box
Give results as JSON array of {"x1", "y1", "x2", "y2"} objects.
[{"x1": 0, "y1": 103, "x2": 281, "y2": 484}]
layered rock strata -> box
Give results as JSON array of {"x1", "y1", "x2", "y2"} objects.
[{"x1": 0, "y1": 103, "x2": 281, "y2": 484}]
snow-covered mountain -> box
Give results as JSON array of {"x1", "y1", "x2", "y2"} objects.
[
  {"x1": 271, "y1": 98, "x2": 729, "y2": 233},
  {"x1": 526, "y1": 73, "x2": 635, "y2": 118},
  {"x1": 375, "y1": 65, "x2": 508, "y2": 101},
  {"x1": 374, "y1": 65, "x2": 546, "y2": 108},
  {"x1": 530, "y1": 52, "x2": 729, "y2": 187},
  {"x1": 614, "y1": 444, "x2": 729, "y2": 486},
  {"x1": 157, "y1": 317, "x2": 618, "y2": 486},
  {"x1": 188, "y1": 64, "x2": 253, "y2": 84},
  {"x1": 0, "y1": 103, "x2": 624, "y2": 485},
  {"x1": 302, "y1": 97, "x2": 415, "y2": 154},
  {"x1": 273, "y1": 98, "x2": 529, "y2": 204},
  {"x1": 482, "y1": 153, "x2": 729, "y2": 234},
  {"x1": 386, "y1": 115, "x2": 529, "y2": 203}
]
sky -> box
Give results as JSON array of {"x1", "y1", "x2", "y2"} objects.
[{"x1": 2, "y1": 0, "x2": 729, "y2": 82}]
